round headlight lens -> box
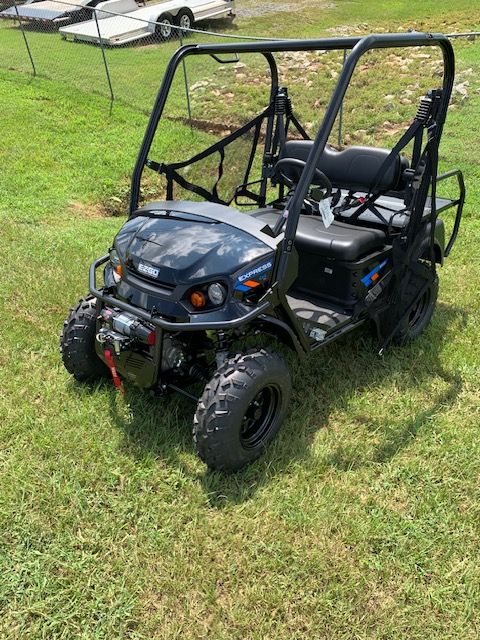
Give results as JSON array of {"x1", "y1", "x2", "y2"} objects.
[{"x1": 207, "y1": 283, "x2": 226, "y2": 306}]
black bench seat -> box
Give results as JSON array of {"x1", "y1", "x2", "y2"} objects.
[{"x1": 251, "y1": 209, "x2": 386, "y2": 261}]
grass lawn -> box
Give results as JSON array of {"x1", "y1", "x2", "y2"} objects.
[{"x1": 1, "y1": 0, "x2": 480, "y2": 638}]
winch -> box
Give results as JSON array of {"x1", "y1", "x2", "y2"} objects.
[{"x1": 96, "y1": 309, "x2": 156, "y2": 354}]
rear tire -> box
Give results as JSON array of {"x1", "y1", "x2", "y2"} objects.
[
  {"x1": 175, "y1": 9, "x2": 193, "y2": 36},
  {"x1": 155, "y1": 13, "x2": 174, "y2": 40},
  {"x1": 392, "y1": 275, "x2": 439, "y2": 345},
  {"x1": 193, "y1": 349, "x2": 291, "y2": 472},
  {"x1": 60, "y1": 295, "x2": 107, "y2": 382}
]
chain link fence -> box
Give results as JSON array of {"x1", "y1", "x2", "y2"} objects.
[
  {"x1": 0, "y1": 0, "x2": 244, "y2": 114},
  {"x1": 1, "y1": 2, "x2": 480, "y2": 141}
]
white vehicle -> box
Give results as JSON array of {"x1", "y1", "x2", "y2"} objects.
[
  {"x1": 0, "y1": 0, "x2": 102, "y2": 25},
  {"x1": 59, "y1": 0, "x2": 235, "y2": 45}
]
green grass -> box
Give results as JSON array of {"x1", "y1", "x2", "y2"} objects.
[{"x1": 1, "y1": 1, "x2": 480, "y2": 638}]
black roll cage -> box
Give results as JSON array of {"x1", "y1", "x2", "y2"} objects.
[{"x1": 129, "y1": 32, "x2": 454, "y2": 282}]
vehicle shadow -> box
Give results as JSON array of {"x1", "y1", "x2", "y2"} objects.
[{"x1": 104, "y1": 301, "x2": 466, "y2": 505}]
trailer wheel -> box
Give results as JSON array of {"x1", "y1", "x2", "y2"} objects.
[
  {"x1": 60, "y1": 295, "x2": 107, "y2": 382},
  {"x1": 175, "y1": 9, "x2": 194, "y2": 36},
  {"x1": 155, "y1": 13, "x2": 173, "y2": 40},
  {"x1": 193, "y1": 349, "x2": 291, "y2": 472}
]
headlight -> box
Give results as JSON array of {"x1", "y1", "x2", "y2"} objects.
[
  {"x1": 184, "y1": 281, "x2": 228, "y2": 311},
  {"x1": 207, "y1": 282, "x2": 226, "y2": 306}
]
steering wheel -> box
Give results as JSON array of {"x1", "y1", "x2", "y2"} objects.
[{"x1": 275, "y1": 157, "x2": 333, "y2": 201}]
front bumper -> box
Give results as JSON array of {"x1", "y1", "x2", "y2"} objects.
[{"x1": 90, "y1": 254, "x2": 271, "y2": 332}]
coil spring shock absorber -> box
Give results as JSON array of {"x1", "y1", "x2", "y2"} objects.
[
  {"x1": 188, "y1": 363, "x2": 208, "y2": 382},
  {"x1": 275, "y1": 86, "x2": 294, "y2": 117}
]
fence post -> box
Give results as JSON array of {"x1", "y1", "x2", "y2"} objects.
[
  {"x1": 13, "y1": 0, "x2": 36, "y2": 76},
  {"x1": 93, "y1": 8, "x2": 114, "y2": 104}
]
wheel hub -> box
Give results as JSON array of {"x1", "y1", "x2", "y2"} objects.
[
  {"x1": 160, "y1": 22, "x2": 171, "y2": 37},
  {"x1": 240, "y1": 385, "x2": 280, "y2": 449},
  {"x1": 409, "y1": 287, "x2": 430, "y2": 328}
]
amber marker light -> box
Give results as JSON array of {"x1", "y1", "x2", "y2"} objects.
[{"x1": 190, "y1": 291, "x2": 206, "y2": 308}]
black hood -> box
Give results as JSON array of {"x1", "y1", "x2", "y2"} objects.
[{"x1": 115, "y1": 211, "x2": 272, "y2": 287}]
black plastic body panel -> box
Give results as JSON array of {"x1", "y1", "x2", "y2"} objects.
[
  {"x1": 292, "y1": 249, "x2": 390, "y2": 308},
  {"x1": 124, "y1": 212, "x2": 271, "y2": 286},
  {"x1": 133, "y1": 200, "x2": 279, "y2": 250},
  {"x1": 107, "y1": 202, "x2": 279, "y2": 324}
]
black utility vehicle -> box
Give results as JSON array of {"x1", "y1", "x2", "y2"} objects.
[{"x1": 61, "y1": 33, "x2": 464, "y2": 472}]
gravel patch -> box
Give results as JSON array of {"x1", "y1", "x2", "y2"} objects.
[{"x1": 237, "y1": 1, "x2": 335, "y2": 19}]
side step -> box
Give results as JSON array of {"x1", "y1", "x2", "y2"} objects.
[{"x1": 286, "y1": 294, "x2": 354, "y2": 343}]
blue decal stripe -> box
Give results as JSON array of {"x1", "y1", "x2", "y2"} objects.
[
  {"x1": 235, "y1": 284, "x2": 250, "y2": 292},
  {"x1": 361, "y1": 259, "x2": 388, "y2": 286}
]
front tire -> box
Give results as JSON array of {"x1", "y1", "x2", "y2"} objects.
[
  {"x1": 60, "y1": 295, "x2": 107, "y2": 382},
  {"x1": 193, "y1": 349, "x2": 292, "y2": 472}
]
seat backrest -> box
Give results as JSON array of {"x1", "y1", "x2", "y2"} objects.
[{"x1": 281, "y1": 140, "x2": 409, "y2": 193}]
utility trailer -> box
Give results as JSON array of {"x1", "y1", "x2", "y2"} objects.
[
  {"x1": 59, "y1": 0, "x2": 235, "y2": 45},
  {"x1": 0, "y1": 0, "x2": 41, "y2": 11},
  {"x1": 0, "y1": 0, "x2": 104, "y2": 25}
]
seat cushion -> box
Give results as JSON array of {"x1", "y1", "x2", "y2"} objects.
[
  {"x1": 281, "y1": 141, "x2": 409, "y2": 193},
  {"x1": 251, "y1": 209, "x2": 386, "y2": 261}
]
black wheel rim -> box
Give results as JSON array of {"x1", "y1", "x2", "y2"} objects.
[
  {"x1": 408, "y1": 286, "x2": 431, "y2": 329},
  {"x1": 240, "y1": 384, "x2": 280, "y2": 449}
]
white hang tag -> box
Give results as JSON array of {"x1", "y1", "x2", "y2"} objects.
[{"x1": 319, "y1": 199, "x2": 334, "y2": 228}]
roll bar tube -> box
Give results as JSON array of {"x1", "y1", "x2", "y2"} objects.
[
  {"x1": 129, "y1": 32, "x2": 455, "y2": 297},
  {"x1": 129, "y1": 47, "x2": 280, "y2": 215},
  {"x1": 129, "y1": 36, "x2": 377, "y2": 214},
  {"x1": 437, "y1": 169, "x2": 465, "y2": 257},
  {"x1": 130, "y1": 33, "x2": 454, "y2": 220}
]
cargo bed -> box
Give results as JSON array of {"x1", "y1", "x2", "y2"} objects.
[{"x1": 0, "y1": 0, "x2": 96, "y2": 25}]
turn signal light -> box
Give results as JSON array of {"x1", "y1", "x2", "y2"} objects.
[
  {"x1": 190, "y1": 291, "x2": 206, "y2": 309},
  {"x1": 114, "y1": 264, "x2": 123, "y2": 277}
]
